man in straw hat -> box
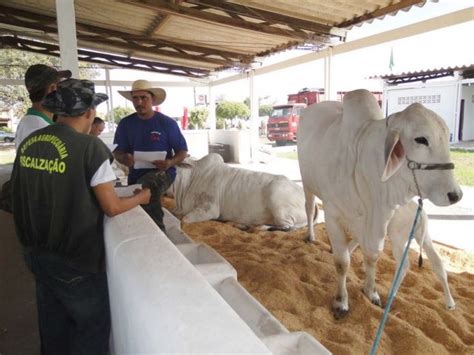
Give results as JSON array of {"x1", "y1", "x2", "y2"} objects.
[
  {"x1": 11, "y1": 79, "x2": 151, "y2": 355},
  {"x1": 114, "y1": 79, "x2": 188, "y2": 232}
]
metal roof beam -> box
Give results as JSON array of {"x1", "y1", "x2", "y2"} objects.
[
  {"x1": 387, "y1": 71, "x2": 452, "y2": 84},
  {"x1": 77, "y1": 35, "x2": 230, "y2": 66},
  {"x1": 0, "y1": 5, "x2": 251, "y2": 64},
  {"x1": 121, "y1": 0, "x2": 310, "y2": 41},
  {"x1": 186, "y1": 0, "x2": 335, "y2": 36},
  {"x1": 0, "y1": 78, "x2": 208, "y2": 87},
  {"x1": 0, "y1": 36, "x2": 210, "y2": 78}
]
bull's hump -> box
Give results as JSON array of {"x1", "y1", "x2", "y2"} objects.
[
  {"x1": 342, "y1": 89, "x2": 383, "y2": 128},
  {"x1": 200, "y1": 153, "x2": 225, "y2": 167},
  {"x1": 299, "y1": 101, "x2": 342, "y2": 136}
]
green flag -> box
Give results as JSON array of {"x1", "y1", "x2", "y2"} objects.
[{"x1": 389, "y1": 47, "x2": 394, "y2": 72}]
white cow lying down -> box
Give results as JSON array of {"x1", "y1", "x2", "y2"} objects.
[
  {"x1": 349, "y1": 200, "x2": 455, "y2": 310},
  {"x1": 297, "y1": 89, "x2": 462, "y2": 318},
  {"x1": 167, "y1": 153, "x2": 307, "y2": 229}
]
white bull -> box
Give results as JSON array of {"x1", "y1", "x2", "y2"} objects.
[
  {"x1": 297, "y1": 89, "x2": 462, "y2": 318},
  {"x1": 168, "y1": 153, "x2": 307, "y2": 229}
]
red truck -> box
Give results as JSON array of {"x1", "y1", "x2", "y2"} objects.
[
  {"x1": 266, "y1": 89, "x2": 383, "y2": 145},
  {"x1": 267, "y1": 88, "x2": 323, "y2": 146}
]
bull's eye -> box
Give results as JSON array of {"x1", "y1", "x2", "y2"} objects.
[{"x1": 414, "y1": 137, "x2": 429, "y2": 146}]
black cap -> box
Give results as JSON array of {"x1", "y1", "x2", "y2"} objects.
[
  {"x1": 42, "y1": 79, "x2": 108, "y2": 117},
  {"x1": 24, "y1": 64, "x2": 72, "y2": 93}
]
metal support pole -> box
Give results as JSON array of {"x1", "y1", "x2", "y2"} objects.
[
  {"x1": 55, "y1": 0, "x2": 79, "y2": 77},
  {"x1": 208, "y1": 85, "x2": 216, "y2": 130},
  {"x1": 105, "y1": 68, "x2": 115, "y2": 132},
  {"x1": 249, "y1": 69, "x2": 259, "y2": 162},
  {"x1": 324, "y1": 47, "x2": 334, "y2": 101}
]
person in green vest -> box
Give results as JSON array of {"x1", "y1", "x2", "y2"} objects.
[
  {"x1": 11, "y1": 78, "x2": 151, "y2": 355},
  {"x1": 15, "y1": 64, "x2": 72, "y2": 148},
  {"x1": 2, "y1": 65, "x2": 71, "y2": 212}
]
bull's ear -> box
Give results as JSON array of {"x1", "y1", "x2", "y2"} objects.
[{"x1": 381, "y1": 130, "x2": 405, "y2": 182}]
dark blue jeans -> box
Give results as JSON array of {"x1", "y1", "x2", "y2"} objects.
[{"x1": 24, "y1": 252, "x2": 110, "y2": 355}]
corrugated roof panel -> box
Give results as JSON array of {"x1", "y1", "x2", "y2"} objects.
[
  {"x1": 158, "y1": 15, "x2": 291, "y2": 55},
  {"x1": 369, "y1": 65, "x2": 474, "y2": 84},
  {"x1": 74, "y1": 0, "x2": 157, "y2": 34},
  {"x1": 0, "y1": 0, "x2": 430, "y2": 76}
]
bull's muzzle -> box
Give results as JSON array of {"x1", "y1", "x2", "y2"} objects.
[{"x1": 447, "y1": 191, "x2": 462, "y2": 204}]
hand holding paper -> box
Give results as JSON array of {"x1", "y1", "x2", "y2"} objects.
[
  {"x1": 152, "y1": 159, "x2": 172, "y2": 171},
  {"x1": 134, "y1": 151, "x2": 167, "y2": 169}
]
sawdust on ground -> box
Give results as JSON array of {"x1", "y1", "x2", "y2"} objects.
[{"x1": 163, "y1": 197, "x2": 474, "y2": 355}]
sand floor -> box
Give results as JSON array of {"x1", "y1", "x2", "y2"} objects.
[{"x1": 163, "y1": 197, "x2": 474, "y2": 355}]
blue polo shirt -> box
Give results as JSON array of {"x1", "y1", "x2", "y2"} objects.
[{"x1": 113, "y1": 112, "x2": 188, "y2": 184}]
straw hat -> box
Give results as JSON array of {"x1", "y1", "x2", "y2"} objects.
[{"x1": 118, "y1": 79, "x2": 166, "y2": 106}]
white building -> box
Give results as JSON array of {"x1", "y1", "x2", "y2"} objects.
[{"x1": 378, "y1": 65, "x2": 474, "y2": 142}]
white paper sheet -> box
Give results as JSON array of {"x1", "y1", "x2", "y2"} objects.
[
  {"x1": 134, "y1": 151, "x2": 167, "y2": 169},
  {"x1": 115, "y1": 184, "x2": 143, "y2": 197},
  {"x1": 107, "y1": 143, "x2": 118, "y2": 152}
]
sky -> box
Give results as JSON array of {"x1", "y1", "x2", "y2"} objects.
[{"x1": 95, "y1": 0, "x2": 473, "y2": 117}]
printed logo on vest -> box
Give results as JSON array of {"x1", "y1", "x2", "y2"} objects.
[{"x1": 19, "y1": 134, "x2": 69, "y2": 174}]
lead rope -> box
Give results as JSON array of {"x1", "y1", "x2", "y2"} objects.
[{"x1": 370, "y1": 167, "x2": 424, "y2": 355}]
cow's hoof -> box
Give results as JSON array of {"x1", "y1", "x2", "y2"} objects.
[
  {"x1": 332, "y1": 306, "x2": 349, "y2": 319},
  {"x1": 236, "y1": 224, "x2": 250, "y2": 231},
  {"x1": 332, "y1": 298, "x2": 349, "y2": 319},
  {"x1": 370, "y1": 295, "x2": 382, "y2": 307},
  {"x1": 304, "y1": 236, "x2": 315, "y2": 243},
  {"x1": 363, "y1": 288, "x2": 382, "y2": 308}
]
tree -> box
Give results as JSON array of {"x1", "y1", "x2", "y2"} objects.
[
  {"x1": 216, "y1": 101, "x2": 250, "y2": 120},
  {"x1": 188, "y1": 107, "x2": 208, "y2": 129},
  {"x1": 105, "y1": 106, "x2": 135, "y2": 124},
  {"x1": 243, "y1": 96, "x2": 274, "y2": 117},
  {"x1": 216, "y1": 115, "x2": 225, "y2": 129},
  {"x1": 259, "y1": 104, "x2": 273, "y2": 117},
  {"x1": 0, "y1": 49, "x2": 100, "y2": 119}
]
